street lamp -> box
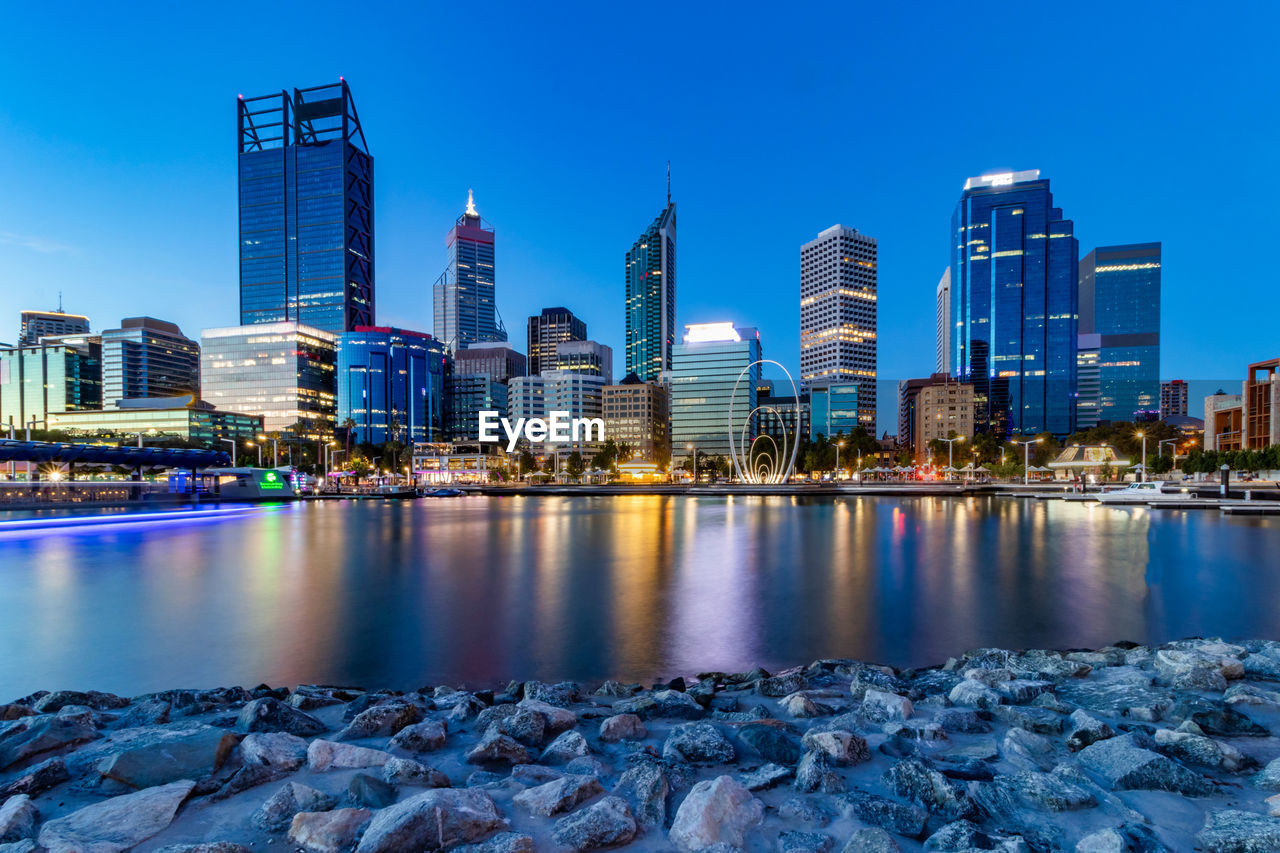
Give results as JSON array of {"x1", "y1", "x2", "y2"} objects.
[
  {"x1": 1135, "y1": 430, "x2": 1147, "y2": 483},
  {"x1": 835, "y1": 440, "x2": 845, "y2": 479},
  {"x1": 257, "y1": 434, "x2": 278, "y2": 468},
  {"x1": 220, "y1": 438, "x2": 237, "y2": 466},
  {"x1": 246, "y1": 440, "x2": 262, "y2": 467},
  {"x1": 1012, "y1": 437, "x2": 1043, "y2": 486},
  {"x1": 1159, "y1": 438, "x2": 1179, "y2": 474},
  {"x1": 686, "y1": 442, "x2": 698, "y2": 483},
  {"x1": 938, "y1": 435, "x2": 965, "y2": 480}
]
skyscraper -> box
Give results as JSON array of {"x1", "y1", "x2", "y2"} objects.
[
  {"x1": 0, "y1": 336, "x2": 101, "y2": 428},
  {"x1": 433, "y1": 191, "x2": 506, "y2": 350},
  {"x1": 237, "y1": 80, "x2": 374, "y2": 334},
  {"x1": 554, "y1": 340, "x2": 612, "y2": 384},
  {"x1": 951, "y1": 170, "x2": 1078, "y2": 438},
  {"x1": 1078, "y1": 243, "x2": 1161, "y2": 423},
  {"x1": 1161, "y1": 379, "x2": 1188, "y2": 418},
  {"x1": 671, "y1": 323, "x2": 761, "y2": 463},
  {"x1": 527, "y1": 307, "x2": 586, "y2": 376},
  {"x1": 336, "y1": 326, "x2": 449, "y2": 445},
  {"x1": 799, "y1": 224, "x2": 877, "y2": 431},
  {"x1": 625, "y1": 200, "x2": 676, "y2": 381},
  {"x1": 19, "y1": 309, "x2": 90, "y2": 346},
  {"x1": 100, "y1": 317, "x2": 201, "y2": 407},
  {"x1": 448, "y1": 342, "x2": 525, "y2": 441},
  {"x1": 935, "y1": 267, "x2": 951, "y2": 374}
]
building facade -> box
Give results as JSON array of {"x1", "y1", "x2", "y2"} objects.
[
  {"x1": 433, "y1": 191, "x2": 506, "y2": 350},
  {"x1": 1076, "y1": 341, "x2": 1102, "y2": 429},
  {"x1": 1161, "y1": 379, "x2": 1189, "y2": 419},
  {"x1": 799, "y1": 224, "x2": 877, "y2": 431},
  {"x1": 602, "y1": 374, "x2": 670, "y2": 465},
  {"x1": 554, "y1": 340, "x2": 612, "y2": 383},
  {"x1": 670, "y1": 323, "x2": 762, "y2": 462},
  {"x1": 0, "y1": 337, "x2": 101, "y2": 429},
  {"x1": 1078, "y1": 243, "x2": 1161, "y2": 423},
  {"x1": 914, "y1": 378, "x2": 975, "y2": 460},
  {"x1": 756, "y1": 382, "x2": 811, "y2": 456},
  {"x1": 625, "y1": 201, "x2": 676, "y2": 381},
  {"x1": 527, "y1": 307, "x2": 586, "y2": 376},
  {"x1": 19, "y1": 309, "x2": 90, "y2": 346},
  {"x1": 200, "y1": 322, "x2": 337, "y2": 437},
  {"x1": 447, "y1": 374, "x2": 509, "y2": 442},
  {"x1": 951, "y1": 170, "x2": 1078, "y2": 438},
  {"x1": 47, "y1": 395, "x2": 262, "y2": 446},
  {"x1": 100, "y1": 317, "x2": 200, "y2": 408},
  {"x1": 238, "y1": 80, "x2": 374, "y2": 334},
  {"x1": 935, "y1": 267, "x2": 951, "y2": 374},
  {"x1": 336, "y1": 326, "x2": 448, "y2": 445},
  {"x1": 506, "y1": 371, "x2": 606, "y2": 456},
  {"x1": 454, "y1": 343, "x2": 525, "y2": 383}
]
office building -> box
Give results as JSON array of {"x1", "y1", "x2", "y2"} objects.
[
  {"x1": 951, "y1": 170, "x2": 1078, "y2": 438},
  {"x1": 0, "y1": 336, "x2": 101, "y2": 430},
  {"x1": 808, "y1": 381, "x2": 860, "y2": 441},
  {"x1": 913, "y1": 377, "x2": 975, "y2": 460},
  {"x1": 554, "y1": 340, "x2": 612, "y2": 383},
  {"x1": 336, "y1": 326, "x2": 448, "y2": 445},
  {"x1": 201, "y1": 322, "x2": 337, "y2": 437},
  {"x1": 671, "y1": 322, "x2": 762, "y2": 462},
  {"x1": 1078, "y1": 243, "x2": 1161, "y2": 423},
  {"x1": 935, "y1": 268, "x2": 951, "y2": 374},
  {"x1": 447, "y1": 374, "x2": 509, "y2": 441},
  {"x1": 799, "y1": 224, "x2": 877, "y2": 430},
  {"x1": 433, "y1": 190, "x2": 506, "y2": 350},
  {"x1": 453, "y1": 342, "x2": 525, "y2": 383},
  {"x1": 19, "y1": 309, "x2": 90, "y2": 346},
  {"x1": 625, "y1": 200, "x2": 676, "y2": 381},
  {"x1": 603, "y1": 374, "x2": 670, "y2": 464},
  {"x1": 527, "y1": 307, "x2": 586, "y2": 376},
  {"x1": 1161, "y1": 379, "x2": 1189, "y2": 419},
  {"x1": 100, "y1": 317, "x2": 200, "y2": 408},
  {"x1": 1076, "y1": 343, "x2": 1101, "y2": 429},
  {"x1": 238, "y1": 80, "x2": 374, "y2": 333},
  {"x1": 47, "y1": 395, "x2": 262, "y2": 446},
  {"x1": 755, "y1": 381, "x2": 811, "y2": 453},
  {"x1": 506, "y1": 371, "x2": 606, "y2": 456},
  {"x1": 1201, "y1": 359, "x2": 1280, "y2": 451}
]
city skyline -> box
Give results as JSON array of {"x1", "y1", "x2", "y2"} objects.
[{"x1": 2, "y1": 4, "x2": 1276, "y2": 416}]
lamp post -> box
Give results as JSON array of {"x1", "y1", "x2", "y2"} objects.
[
  {"x1": 1012, "y1": 437, "x2": 1043, "y2": 486},
  {"x1": 1135, "y1": 430, "x2": 1147, "y2": 483},
  {"x1": 257, "y1": 434, "x2": 278, "y2": 468},
  {"x1": 938, "y1": 435, "x2": 965, "y2": 481},
  {"x1": 856, "y1": 449, "x2": 862, "y2": 483},
  {"x1": 835, "y1": 440, "x2": 845, "y2": 480},
  {"x1": 686, "y1": 442, "x2": 698, "y2": 483},
  {"x1": 247, "y1": 441, "x2": 262, "y2": 467},
  {"x1": 1159, "y1": 439, "x2": 1178, "y2": 476},
  {"x1": 220, "y1": 438, "x2": 237, "y2": 467}
]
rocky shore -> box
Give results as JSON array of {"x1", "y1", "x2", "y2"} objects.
[{"x1": 4, "y1": 639, "x2": 1280, "y2": 852}]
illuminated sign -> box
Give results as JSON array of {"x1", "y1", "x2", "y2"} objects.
[
  {"x1": 260, "y1": 470, "x2": 285, "y2": 490},
  {"x1": 683, "y1": 322, "x2": 741, "y2": 344}
]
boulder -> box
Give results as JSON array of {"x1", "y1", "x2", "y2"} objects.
[
  {"x1": 390, "y1": 719, "x2": 448, "y2": 753},
  {"x1": 614, "y1": 690, "x2": 703, "y2": 720},
  {"x1": 522, "y1": 681, "x2": 579, "y2": 707},
  {"x1": 1197, "y1": 809, "x2": 1280, "y2": 853},
  {"x1": 801, "y1": 730, "x2": 870, "y2": 765},
  {"x1": 1065, "y1": 709, "x2": 1114, "y2": 751},
  {"x1": 841, "y1": 827, "x2": 901, "y2": 852},
  {"x1": 862, "y1": 689, "x2": 913, "y2": 723},
  {"x1": 37, "y1": 779, "x2": 194, "y2": 852},
  {"x1": 882, "y1": 757, "x2": 974, "y2": 821},
  {"x1": 795, "y1": 749, "x2": 845, "y2": 794},
  {"x1": 1253, "y1": 757, "x2": 1280, "y2": 791},
  {"x1": 240, "y1": 731, "x2": 309, "y2": 771},
  {"x1": 1155, "y1": 727, "x2": 1250, "y2": 771},
  {"x1": 780, "y1": 830, "x2": 833, "y2": 852},
  {"x1": 1077, "y1": 734, "x2": 1213, "y2": 796},
  {"x1": 349, "y1": 772, "x2": 397, "y2": 808},
  {"x1": 288, "y1": 808, "x2": 372, "y2": 853},
  {"x1": 452, "y1": 832, "x2": 535, "y2": 853},
  {"x1": 972, "y1": 770, "x2": 1096, "y2": 816},
  {"x1": 0, "y1": 713, "x2": 100, "y2": 769},
  {"x1": 513, "y1": 774, "x2": 602, "y2": 817},
  {"x1": 883, "y1": 721, "x2": 947, "y2": 743},
  {"x1": 668, "y1": 775, "x2": 763, "y2": 852},
  {"x1": 993, "y1": 704, "x2": 1065, "y2": 735},
  {"x1": 152, "y1": 844, "x2": 252, "y2": 853},
  {"x1": 516, "y1": 699, "x2": 578, "y2": 733},
  {"x1": 118, "y1": 698, "x2": 171, "y2": 727},
  {"x1": 307, "y1": 739, "x2": 391, "y2": 772},
  {"x1": 947, "y1": 679, "x2": 1002, "y2": 709},
  {"x1": 236, "y1": 698, "x2": 326, "y2": 737},
  {"x1": 663, "y1": 722, "x2": 735, "y2": 764},
  {"x1": 612, "y1": 759, "x2": 671, "y2": 827},
  {"x1": 1001, "y1": 727, "x2": 1055, "y2": 772},
  {"x1": 837, "y1": 790, "x2": 928, "y2": 839},
  {"x1": 354, "y1": 788, "x2": 507, "y2": 852},
  {"x1": 0, "y1": 757, "x2": 69, "y2": 798},
  {"x1": 1055, "y1": 668, "x2": 1172, "y2": 721},
  {"x1": 498, "y1": 708, "x2": 546, "y2": 747},
  {"x1": 758, "y1": 673, "x2": 810, "y2": 697},
  {"x1": 552, "y1": 795, "x2": 638, "y2": 851},
  {"x1": 0, "y1": 795, "x2": 37, "y2": 842},
  {"x1": 599, "y1": 713, "x2": 646, "y2": 743},
  {"x1": 337, "y1": 701, "x2": 422, "y2": 740},
  {"x1": 252, "y1": 781, "x2": 338, "y2": 832},
  {"x1": 934, "y1": 709, "x2": 990, "y2": 734},
  {"x1": 383, "y1": 756, "x2": 450, "y2": 788},
  {"x1": 466, "y1": 731, "x2": 533, "y2": 765},
  {"x1": 95, "y1": 724, "x2": 238, "y2": 789},
  {"x1": 737, "y1": 723, "x2": 801, "y2": 764},
  {"x1": 541, "y1": 730, "x2": 589, "y2": 764},
  {"x1": 738, "y1": 763, "x2": 793, "y2": 791},
  {"x1": 32, "y1": 690, "x2": 128, "y2": 713},
  {"x1": 780, "y1": 692, "x2": 833, "y2": 718}
]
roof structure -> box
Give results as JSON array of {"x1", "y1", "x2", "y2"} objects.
[{"x1": 0, "y1": 440, "x2": 229, "y2": 469}]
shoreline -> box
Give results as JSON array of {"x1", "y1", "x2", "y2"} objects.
[{"x1": 1, "y1": 639, "x2": 1279, "y2": 851}]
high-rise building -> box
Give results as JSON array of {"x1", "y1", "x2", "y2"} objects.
[
  {"x1": 100, "y1": 317, "x2": 200, "y2": 408},
  {"x1": 19, "y1": 309, "x2": 90, "y2": 346},
  {"x1": 237, "y1": 80, "x2": 374, "y2": 334},
  {"x1": 755, "y1": 381, "x2": 811, "y2": 454},
  {"x1": 201, "y1": 322, "x2": 337, "y2": 437},
  {"x1": 807, "y1": 382, "x2": 860, "y2": 441},
  {"x1": 0, "y1": 336, "x2": 101, "y2": 429},
  {"x1": 506, "y1": 371, "x2": 606, "y2": 456},
  {"x1": 448, "y1": 342, "x2": 525, "y2": 442},
  {"x1": 897, "y1": 376, "x2": 935, "y2": 449},
  {"x1": 527, "y1": 307, "x2": 586, "y2": 376},
  {"x1": 1161, "y1": 379, "x2": 1189, "y2": 419},
  {"x1": 1078, "y1": 243, "x2": 1161, "y2": 423},
  {"x1": 433, "y1": 190, "x2": 506, "y2": 350},
  {"x1": 602, "y1": 374, "x2": 670, "y2": 464},
  {"x1": 554, "y1": 340, "x2": 612, "y2": 383},
  {"x1": 913, "y1": 377, "x2": 975, "y2": 460},
  {"x1": 1076, "y1": 342, "x2": 1101, "y2": 430},
  {"x1": 336, "y1": 326, "x2": 449, "y2": 445},
  {"x1": 799, "y1": 224, "x2": 877, "y2": 431},
  {"x1": 454, "y1": 342, "x2": 526, "y2": 383},
  {"x1": 935, "y1": 268, "x2": 951, "y2": 374},
  {"x1": 951, "y1": 170, "x2": 1078, "y2": 438},
  {"x1": 625, "y1": 200, "x2": 676, "y2": 381},
  {"x1": 671, "y1": 322, "x2": 761, "y2": 462}
]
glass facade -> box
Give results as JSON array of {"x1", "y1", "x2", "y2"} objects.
[
  {"x1": 807, "y1": 381, "x2": 859, "y2": 441},
  {"x1": 100, "y1": 317, "x2": 200, "y2": 407},
  {"x1": 433, "y1": 191, "x2": 506, "y2": 349},
  {"x1": 671, "y1": 324, "x2": 761, "y2": 460},
  {"x1": 47, "y1": 405, "x2": 262, "y2": 446},
  {"x1": 602, "y1": 378, "x2": 670, "y2": 464},
  {"x1": 447, "y1": 374, "x2": 509, "y2": 441},
  {"x1": 554, "y1": 340, "x2": 612, "y2": 383},
  {"x1": 336, "y1": 327, "x2": 449, "y2": 445},
  {"x1": 238, "y1": 82, "x2": 374, "y2": 334},
  {"x1": 625, "y1": 202, "x2": 676, "y2": 381},
  {"x1": 951, "y1": 171, "x2": 1078, "y2": 438},
  {"x1": 200, "y1": 322, "x2": 337, "y2": 437},
  {"x1": 0, "y1": 338, "x2": 101, "y2": 428},
  {"x1": 527, "y1": 307, "x2": 586, "y2": 376},
  {"x1": 19, "y1": 310, "x2": 90, "y2": 346},
  {"x1": 1078, "y1": 243, "x2": 1161, "y2": 423}
]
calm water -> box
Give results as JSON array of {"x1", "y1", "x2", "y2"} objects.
[{"x1": 0, "y1": 495, "x2": 1277, "y2": 698}]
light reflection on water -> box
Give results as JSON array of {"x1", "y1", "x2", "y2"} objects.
[{"x1": 0, "y1": 495, "x2": 1277, "y2": 697}]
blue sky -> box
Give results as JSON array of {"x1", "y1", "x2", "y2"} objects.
[{"x1": 2, "y1": 2, "x2": 1275, "y2": 429}]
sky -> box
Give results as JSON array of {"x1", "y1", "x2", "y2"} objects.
[{"x1": 2, "y1": 2, "x2": 1276, "y2": 431}]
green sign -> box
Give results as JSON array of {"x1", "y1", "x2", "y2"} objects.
[{"x1": 260, "y1": 470, "x2": 284, "y2": 490}]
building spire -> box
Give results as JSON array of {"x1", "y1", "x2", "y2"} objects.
[
  {"x1": 666, "y1": 161, "x2": 671, "y2": 205},
  {"x1": 465, "y1": 188, "x2": 478, "y2": 217}
]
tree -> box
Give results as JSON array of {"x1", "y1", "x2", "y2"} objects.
[
  {"x1": 349, "y1": 455, "x2": 373, "y2": 481},
  {"x1": 566, "y1": 451, "x2": 585, "y2": 480},
  {"x1": 518, "y1": 449, "x2": 537, "y2": 478}
]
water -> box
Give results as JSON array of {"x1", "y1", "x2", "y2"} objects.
[{"x1": 0, "y1": 495, "x2": 1277, "y2": 698}]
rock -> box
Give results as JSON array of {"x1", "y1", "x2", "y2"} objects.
[
  {"x1": 1225, "y1": 684, "x2": 1280, "y2": 707},
  {"x1": 993, "y1": 704, "x2": 1065, "y2": 734},
  {"x1": 118, "y1": 698, "x2": 172, "y2": 727},
  {"x1": 384, "y1": 756, "x2": 450, "y2": 787},
  {"x1": 795, "y1": 750, "x2": 845, "y2": 794},
  {"x1": 1001, "y1": 727, "x2": 1055, "y2": 771},
  {"x1": 541, "y1": 730, "x2": 589, "y2": 764},
  {"x1": 1077, "y1": 734, "x2": 1213, "y2": 796},
  {"x1": 513, "y1": 774, "x2": 602, "y2": 816},
  {"x1": 837, "y1": 790, "x2": 928, "y2": 839},
  {"x1": 882, "y1": 757, "x2": 974, "y2": 820},
  {"x1": 1075, "y1": 829, "x2": 1125, "y2": 853},
  {"x1": 599, "y1": 713, "x2": 646, "y2": 743},
  {"x1": 663, "y1": 722, "x2": 735, "y2": 764},
  {"x1": 1155, "y1": 727, "x2": 1250, "y2": 771},
  {"x1": 972, "y1": 770, "x2": 1096, "y2": 816},
  {"x1": 0, "y1": 795, "x2": 37, "y2": 842},
  {"x1": 849, "y1": 665, "x2": 909, "y2": 699},
  {"x1": 1268, "y1": 795, "x2": 1280, "y2": 818},
  {"x1": 32, "y1": 690, "x2": 128, "y2": 713},
  {"x1": 884, "y1": 721, "x2": 947, "y2": 742},
  {"x1": 236, "y1": 697, "x2": 326, "y2": 737},
  {"x1": 615, "y1": 690, "x2": 703, "y2": 720},
  {"x1": 1172, "y1": 700, "x2": 1270, "y2": 738},
  {"x1": 780, "y1": 829, "x2": 833, "y2": 852},
  {"x1": 781, "y1": 692, "x2": 832, "y2": 718},
  {"x1": 308, "y1": 739, "x2": 391, "y2": 772},
  {"x1": 739, "y1": 762, "x2": 793, "y2": 790},
  {"x1": 0, "y1": 713, "x2": 100, "y2": 769},
  {"x1": 553, "y1": 795, "x2": 637, "y2": 851},
  {"x1": 0, "y1": 707, "x2": 33, "y2": 722},
  {"x1": 1197, "y1": 809, "x2": 1280, "y2": 853},
  {"x1": 466, "y1": 770, "x2": 504, "y2": 788},
  {"x1": 668, "y1": 775, "x2": 763, "y2": 852},
  {"x1": 758, "y1": 673, "x2": 809, "y2": 697},
  {"x1": 922, "y1": 819, "x2": 1028, "y2": 851},
  {"x1": 465, "y1": 730, "x2": 533, "y2": 765},
  {"x1": 152, "y1": 844, "x2": 252, "y2": 853},
  {"x1": 613, "y1": 759, "x2": 671, "y2": 827},
  {"x1": 934, "y1": 709, "x2": 990, "y2": 734},
  {"x1": 1253, "y1": 757, "x2": 1280, "y2": 790},
  {"x1": 252, "y1": 781, "x2": 338, "y2": 832},
  {"x1": 780, "y1": 796, "x2": 833, "y2": 825},
  {"x1": 349, "y1": 772, "x2": 397, "y2": 808},
  {"x1": 337, "y1": 701, "x2": 422, "y2": 740},
  {"x1": 499, "y1": 707, "x2": 546, "y2": 746},
  {"x1": 737, "y1": 723, "x2": 801, "y2": 764},
  {"x1": 841, "y1": 827, "x2": 901, "y2": 852},
  {"x1": 947, "y1": 679, "x2": 1002, "y2": 709},
  {"x1": 995, "y1": 679, "x2": 1052, "y2": 703},
  {"x1": 37, "y1": 779, "x2": 195, "y2": 852},
  {"x1": 390, "y1": 719, "x2": 448, "y2": 753},
  {"x1": 522, "y1": 680, "x2": 579, "y2": 706},
  {"x1": 517, "y1": 698, "x2": 578, "y2": 733},
  {"x1": 1055, "y1": 667, "x2": 1172, "y2": 721},
  {"x1": 862, "y1": 689, "x2": 913, "y2": 723},
  {"x1": 95, "y1": 724, "x2": 238, "y2": 789},
  {"x1": 0, "y1": 841, "x2": 36, "y2": 853},
  {"x1": 0, "y1": 757, "x2": 69, "y2": 798},
  {"x1": 354, "y1": 788, "x2": 507, "y2": 852},
  {"x1": 453, "y1": 832, "x2": 535, "y2": 853},
  {"x1": 1066, "y1": 709, "x2": 1114, "y2": 751},
  {"x1": 288, "y1": 808, "x2": 372, "y2": 853},
  {"x1": 240, "y1": 731, "x2": 309, "y2": 771},
  {"x1": 801, "y1": 730, "x2": 871, "y2": 765}
]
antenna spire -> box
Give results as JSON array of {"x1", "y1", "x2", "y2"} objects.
[
  {"x1": 465, "y1": 188, "x2": 478, "y2": 217},
  {"x1": 58, "y1": 291, "x2": 63, "y2": 312},
  {"x1": 666, "y1": 161, "x2": 671, "y2": 205}
]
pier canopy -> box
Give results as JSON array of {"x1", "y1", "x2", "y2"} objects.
[{"x1": 0, "y1": 439, "x2": 229, "y2": 469}]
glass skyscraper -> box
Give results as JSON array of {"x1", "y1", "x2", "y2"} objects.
[
  {"x1": 527, "y1": 307, "x2": 586, "y2": 376},
  {"x1": 433, "y1": 191, "x2": 506, "y2": 350},
  {"x1": 670, "y1": 323, "x2": 761, "y2": 462},
  {"x1": 951, "y1": 170, "x2": 1078, "y2": 438},
  {"x1": 100, "y1": 317, "x2": 200, "y2": 407},
  {"x1": 238, "y1": 80, "x2": 374, "y2": 334},
  {"x1": 336, "y1": 326, "x2": 449, "y2": 445},
  {"x1": 1078, "y1": 243, "x2": 1161, "y2": 423},
  {"x1": 625, "y1": 201, "x2": 676, "y2": 382},
  {"x1": 0, "y1": 337, "x2": 101, "y2": 429}
]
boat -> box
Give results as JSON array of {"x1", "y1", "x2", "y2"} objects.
[
  {"x1": 1096, "y1": 481, "x2": 1192, "y2": 503},
  {"x1": 423, "y1": 487, "x2": 464, "y2": 498},
  {"x1": 210, "y1": 467, "x2": 299, "y2": 502},
  {"x1": 372, "y1": 484, "x2": 420, "y2": 500}
]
